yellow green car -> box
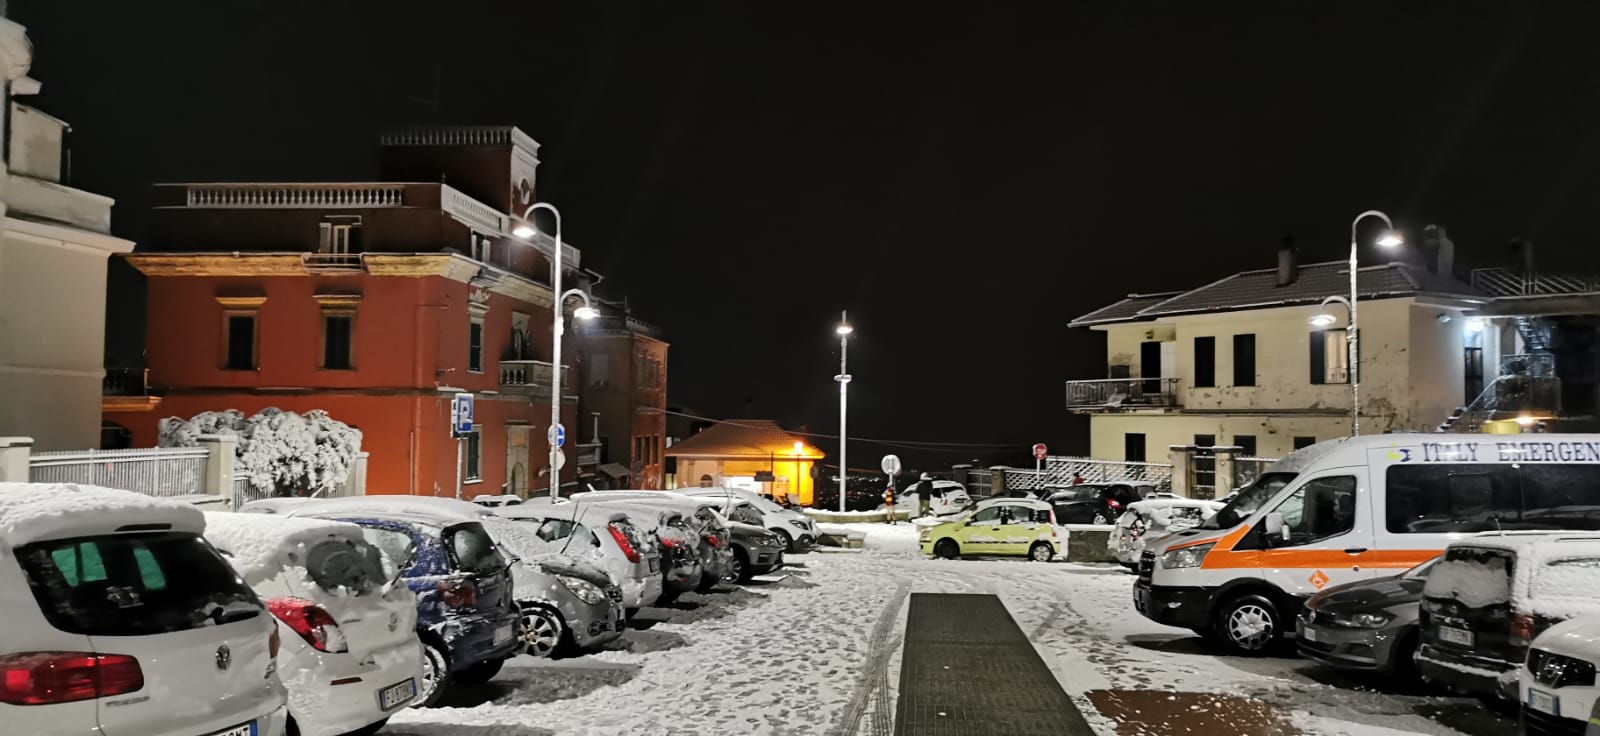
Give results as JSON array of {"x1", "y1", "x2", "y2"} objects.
[{"x1": 918, "y1": 498, "x2": 1064, "y2": 561}]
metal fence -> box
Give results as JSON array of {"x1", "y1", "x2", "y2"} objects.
[
  {"x1": 999, "y1": 457, "x2": 1175, "y2": 493},
  {"x1": 30, "y1": 447, "x2": 209, "y2": 497},
  {"x1": 965, "y1": 469, "x2": 993, "y2": 496}
]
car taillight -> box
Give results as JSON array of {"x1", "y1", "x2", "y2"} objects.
[
  {"x1": 267, "y1": 597, "x2": 349, "y2": 653},
  {"x1": 1107, "y1": 499, "x2": 1122, "y2": 511},
  {"x1": 438, "y1": 580, "x2": 479, "y2": 609},
  {"x1": 660, "y1": 535, "x2": 687, "y2": 550},
  {"x1": 608, "y1": 523, "x2": 641, "y2": 563},
  {"x1": 705, "y1": 534, "x2": 723, "y2": 549},
  {"x1": 0, "y1": 652, "x2": 144, "y2": 705},
  {"x1": 1511, "y1": 612, "x2": 1536, "y2": 646}
]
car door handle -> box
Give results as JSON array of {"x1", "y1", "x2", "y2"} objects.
[{"x1": 1343, "y1": 547, "x2": 1367, "y2": 555}]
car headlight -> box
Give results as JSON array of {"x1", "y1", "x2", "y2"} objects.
[
  {"x1": 787, "y1": 519, "x2": 809, "y2": 530},
  {"x1": 919, "y1": 530, "x2": 932, "y2": 542},
  {"x1": 1159, "y1": 543, "x2": 1214, "y2": 570},
  {"x1": 1334, "y1": 611, "x2": 1392, "y2": 629},
  {"x1": 558, "y1": 575, "x2": 607, "y2": 605}
]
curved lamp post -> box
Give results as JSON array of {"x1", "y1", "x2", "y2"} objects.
[
  {"x1": 1342, "y1": 210, "x2": 1404, "y2": 436},
  {"x1": 512, "y1": 203, "x2": 598, "y2": 498}
]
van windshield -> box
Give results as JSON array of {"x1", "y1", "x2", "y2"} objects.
[{"x1": 1198, "y1": 472, "x2": 1298, "y2": 530}]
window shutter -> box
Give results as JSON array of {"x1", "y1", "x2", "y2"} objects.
[
  {"x1": 318, "y1": 222, "x2": 332, "y2": 253},
  {"x1": 1309, "y1": 331, "x2": 1326, "y2": 384}
]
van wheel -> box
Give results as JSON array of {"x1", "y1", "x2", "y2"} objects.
[
  {"x1": 415, "y1": 640, "x2": 451, "y2": 707},
  {"x1": 453, "y1": 657, "x2": 505, "y2": 686},
  {"x1": 1215, "y1": 594, "x2": 1281, "y2": 655},
  {"x1": 1028, "y1": 542, "x2": 1053, "y2": 562},
  {"x1": 934, "y1": 539, "x2": 960, "y2": 559}
]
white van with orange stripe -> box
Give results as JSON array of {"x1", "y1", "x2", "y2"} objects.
[{"x1": 1134, "y1": 433, "x2": 1600, "y2": 654}]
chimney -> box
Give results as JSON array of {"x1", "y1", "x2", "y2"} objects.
[
  {"x1": 1277, "y1": 236, "x2": 1299, "y2": 287},
  {"x1": 1422, "y1": 225, "x2": 1455, "y2": 276}
]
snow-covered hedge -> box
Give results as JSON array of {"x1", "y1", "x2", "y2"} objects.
[{"x1": 158, "y1": 408, "x2": 362, "y2": 498}]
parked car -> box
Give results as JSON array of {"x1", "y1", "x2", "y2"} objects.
[
  {"x1": 570, "y1": 501, "x2": 703, "y2": 604},
  {"x1": 470, "y1": 495, "x2": 524, "y2": 508},
  {"x1": 568, "y1": 491, "x2": 735, "y2": 593},
  {"x1": 1297, "y1": 556, "x2": 1438, "y2": 676},
  {"x1": 890, "y1": 479, "x2": 973, "y2": 517},
  {"x1": 202, "y1": 512, "x2": 423, "y2": 736},
  {"x1": 1111, "y1": 497, "x2": 1225, "y2": 568},
  {"x1": 1518, "y1": 614, "x2": 1600, "y2": 736},
  {"x1": 494, "y1": 504, "x2": 664, "y2": 612},
  {"x1": 680, "y1": 486, "x2": 820, "y2": 552},
  {"x1": 283, "y1": 498, "x2": 521, "y2": 706},
  {"x1": 725, "y1": 521, "x2": 786, "y2": 582},
  {"x1": 1418, "y1": 532, "x2": 1600, "y2": 699},
  {"x1": 918, "y1": 498, "x2": 1063, "y2": 561},
  {"x1": 475, "y1": 517, "x2": 626, "y2": 657},
  {"x1": 1046, "y1": 482, "x2": 1154, "y2": 525},
  {"x1": 0, "y1": 483, "x2": 288, "y2": 736}
]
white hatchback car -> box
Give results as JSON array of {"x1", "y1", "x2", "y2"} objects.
[
  {"x1": 0, "y1": 483, "x2": 288, "y2": 736},
  {"x1": 1520, "y1": 614, "x2": 1600, "y2": 734},
  {"x1": 680, "y1": 487, "x2": 820, "y2": 552},
  {"x1": 203, "y1": 512, "x2": 423, "y2": 736}
]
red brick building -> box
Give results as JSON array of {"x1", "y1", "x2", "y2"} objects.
[
  {"x1": 119, "y1": 127, "x2": 589, "y2": 497},
  {"x1": 575, "y1": 310, "x2": 669, "y2": 488}
]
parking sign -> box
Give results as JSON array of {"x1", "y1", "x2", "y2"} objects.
[{"x1": 453, "y1": 393, "x2": 474, "y2": 437}]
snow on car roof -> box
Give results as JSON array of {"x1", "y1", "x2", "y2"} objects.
[
  {"x1": 973, "y1": 497, "x2": 1051, "y2": 510},
  {"x1": 202, "y1": 511, "x2": 364, "y2": 587},
  {"x1": 0, "y1": 482, "x2": 204, "y2": 547},
  {"x1": 1430, "y1": 533, "x2": 1600, "y2": 617},
  {"x1": 287, "y1": 495, "x2": 494, "y2": 522}
]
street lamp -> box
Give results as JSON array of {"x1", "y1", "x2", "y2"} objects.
[
  {"x1": 512, "y1": 202, "x2": 598, "y2": 499},
  {"x1": 1346, "y1": 209, "x2": 1404, "y2": 436},
  {"x1": 835, "y1": 311, "x2": 852, "y2": 513}
]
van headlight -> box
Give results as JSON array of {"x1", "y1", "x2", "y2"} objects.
[
  {"x1": 1160, "y1": 543, "x2": 1214, "y2": 570},
  {"x1": 558, "y1": 575, "x2": 607, "y2": 605}
]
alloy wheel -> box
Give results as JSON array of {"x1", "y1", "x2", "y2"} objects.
[{"x1": 520, "y1": 607, "x2": 562, "y2": 658}]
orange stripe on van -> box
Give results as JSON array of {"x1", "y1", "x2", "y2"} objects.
[{"x1": 1192, "y1": 524, "x2": 1437, "y2": 571}]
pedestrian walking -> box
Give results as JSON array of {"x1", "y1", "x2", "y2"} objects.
[{"x1": 915, "y1": 472, "x2": 934, "y2": 517}]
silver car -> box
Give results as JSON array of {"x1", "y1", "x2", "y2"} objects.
[
  {"x1": 480, "y1": 518, "x2": 627, "y2": 657},
  {"x1": 494, "y1": 503, "x2": 664, "y2": 612},
  {"x1": 681, "y1": 487, "x2": 821, "y2": 552},
  {"x1": 1297, "y1": 556, "x2": 1438, "y2": 673}
]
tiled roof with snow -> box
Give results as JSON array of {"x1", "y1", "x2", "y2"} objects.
[
  {"x1": 663, "y1": 419, "x2": 826, "y2": 459},
  {"x1": 1070, "y1": 261, "x2": 1485, "y2": 327}
]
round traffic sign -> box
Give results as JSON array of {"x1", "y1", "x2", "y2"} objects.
[
  {"x1": 880, "y1": 454, "x2": 902, "y2": 476},
  {"x1": 1032, "y1": 443, "x2": 1048, "y2": 460},
  {"x1": 548, "y1": 424, "x2": 566, "y2": 448}
]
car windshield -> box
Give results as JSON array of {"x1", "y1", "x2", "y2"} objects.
[
  {"x1": 18, "y1": 531, "x2": 261, "y2": 636},
  {"x1": 1402, "y1": 556, "x2": 1440, "y2": 580},
  {"x1": 444, "y1": 522, "x2": 508, "y2": 574},
  {"x1": 1199, "y1": 472, "x2": 1298, "y2": 530}
]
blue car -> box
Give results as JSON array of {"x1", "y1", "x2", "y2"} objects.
[{"x1": 291, "y1": 507, "x2": 520, "y2": 707}]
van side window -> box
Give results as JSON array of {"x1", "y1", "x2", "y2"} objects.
[
  {"x1": 1270, "y1": 475, "x2": 1357, "y2": 545},
  {"x1": 1386, "y1": 464, "x2": 1600, "y2": 533}
]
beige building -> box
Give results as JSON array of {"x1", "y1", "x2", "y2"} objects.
[
  {"x1": 0, "y1": 17, "x2": 134, "y2": 450},
  {"x1": 1068, "y1": 249, "x2": 1486, "y2": 476}
]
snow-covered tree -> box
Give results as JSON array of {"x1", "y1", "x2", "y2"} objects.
[{"x1": 158, "y1": 408, "x2": 363, "y2": 498}]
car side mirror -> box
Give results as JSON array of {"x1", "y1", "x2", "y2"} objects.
[{"x1": 1263, "y1": 512, "x2": 1289, "y2": 543}]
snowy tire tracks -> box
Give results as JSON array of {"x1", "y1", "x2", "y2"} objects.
[{"x1": 830, "y1": 579, "x2": 911, "y2": 736}]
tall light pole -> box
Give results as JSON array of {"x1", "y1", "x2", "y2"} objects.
[
  {"x1": 1346, "y1": 209, "x2": 1404, "y2": 436},
  {"x1": 835, "y1": 312, "x2": 853, "y2": 513},
  {"x1": 513, "y1": 203, "x2": 599, "y2": 499}
]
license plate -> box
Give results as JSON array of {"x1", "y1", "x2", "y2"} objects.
[
  {"x1": 1302, "y1": 626, "x2": 1318, "y2": 643},
  {"x1": 207, "y1": 723, "x2": 257, "y2": 736},
  {"x1": 493, "y1": 624, "x2": 513, "y2": 645},
  {"x1": 1438, "y1": 625, "x2": 1474, "y2": 647},
  {"x1": 378, "y1": 678, "x2": 417, "y2": 711},
  {"x1": 1528, "y1": 688, "x2": 1559, "y2": 716},
  {"x1": 648, "y1": 558, "x2": 660, "y2": 573}
]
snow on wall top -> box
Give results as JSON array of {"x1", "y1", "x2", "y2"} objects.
[
  {"x1": 0, "y1": 482, "x2": 203, "y2": 546},
  {"x1": 202, "y1": 511, "x2": 363, "y2": 587}
]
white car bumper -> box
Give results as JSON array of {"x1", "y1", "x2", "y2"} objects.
[
  {"x1": 279, "y1": 638, "x2": 425, "y2": 736},
  {"x1": 1520, "y1": 668, "x2": 1600, "y2": 732}
]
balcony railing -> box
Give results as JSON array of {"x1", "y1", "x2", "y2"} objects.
[
  {"x1": 1471, "y1": 268, "x2": 1600, "y2": 297},
  {"x1": 499, "y1": 360, "x2": 570, "y2": 390},
  {"x1": 1065, "y1": 377, "x2": 1179, "y2": 411},
  {"x1": 184, "y1": 183, "x2": 406, "y2": 209}
]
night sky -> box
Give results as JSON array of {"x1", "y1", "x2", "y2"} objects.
[{"x1": 14, "y1": 2, "x2": 1600, "y2": 469}]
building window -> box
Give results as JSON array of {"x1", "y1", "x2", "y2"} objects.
[
  {"x1": 1193, "y1": 336, "x2": 1216, "y2": 388},
  {"x1": 1124, "y1": 433, "x2": 1146, "y2": 463},
  {"x1": 1234, "y1": 435, "x2": 1257, "y2": 457},
  {"x1": 1232, "y1": 334, "x2": 1256, "y2": 387},
  {"x1": 464, "y1": 431, "x2": 481, "y2": 482},
  {"x1": 319, "y1": 217, "x2": 362, "y2": 255},
  {"x1": 321, "y1": 313, "x2": 354, "y2": 370},
  {"x1": 1464, "y1": 346, "x2": 1484, "y2": 403},
  {"x1": 224, "y1": 314, "x2": 257, "y2": 370},
  {"x1": 590, "y1": 353, "x2": 610, "y2": 387},
  {"x1": 1309, "y1": 329, "x2": 1349, "y2": 384},
  {"x1": 1293, "y1": 436, "x2": 1317, "y2": 450},
  {"x1": 468, "y1": 318, "x2": 484, "y2": 373}
]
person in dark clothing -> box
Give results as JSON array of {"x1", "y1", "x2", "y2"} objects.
[{"x1": 915, "y1": 473, "x2": 935, "y2": 516}]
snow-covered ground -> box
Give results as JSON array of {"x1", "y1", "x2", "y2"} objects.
[{"x1": 383, "y1": 522, "x2": 1512, "y2": 736}]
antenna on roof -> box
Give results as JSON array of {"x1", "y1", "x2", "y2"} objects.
[{"x1": 1493, "y1": 517, "x2": 1504, "y2": 537}]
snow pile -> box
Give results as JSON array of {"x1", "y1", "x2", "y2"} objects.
[
  {"x1": 159, "y1": 408, "x2": 362, "y2": 498},
  {"x1": 1423, "y1": 556, "x2": 1512, "y2": 608},
  {"x1": 1522, "y1": 541, "x2": 1600, "y2": 619},
  {"x1": 0, "y1": 482, "x2": 203, "y2": 545},
  {"x1": 202, "y1": 511, "x2": 363, "y2": 587}
]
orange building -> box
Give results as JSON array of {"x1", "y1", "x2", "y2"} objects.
[
  {"x1": 664, "y1": 420, "x2": 824, "y2": 505},
  {"x1": 117, "y1": 127, "x2": 590, "y2": 498}
]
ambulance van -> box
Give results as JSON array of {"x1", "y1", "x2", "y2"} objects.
[{"x1": 1134, "y1": 433, "x2": 1600, "y2": 653}]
